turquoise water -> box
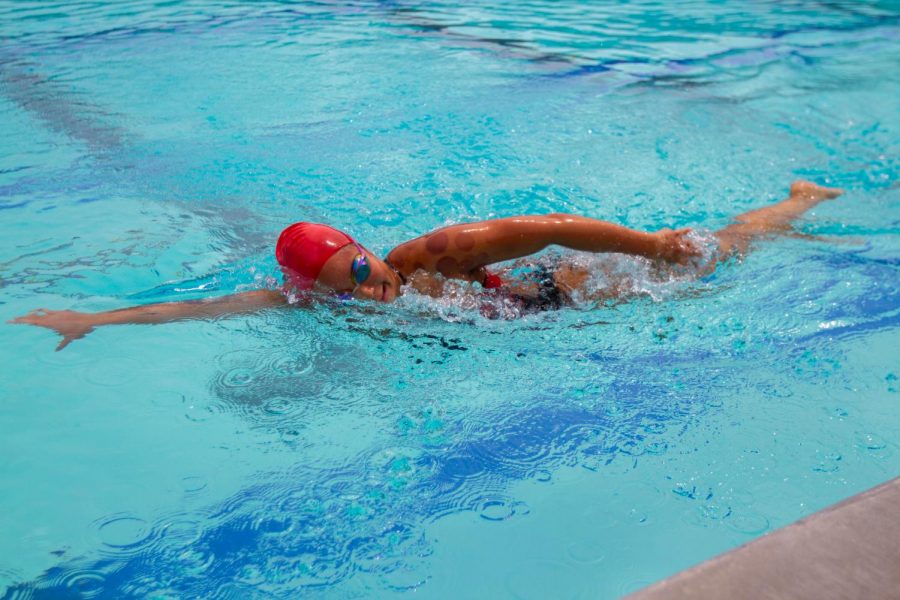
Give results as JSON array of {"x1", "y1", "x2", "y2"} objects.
[{"x1": 2, "y1": 1, "x2": 899, "y2": 597}]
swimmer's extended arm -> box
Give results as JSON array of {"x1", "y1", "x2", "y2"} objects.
[
  {"x1": 9, "y1": 290, "x2": 287, "y2": 351},
  {"x1": 387, "y1": 214, "x2": 698, "y2": 280}
]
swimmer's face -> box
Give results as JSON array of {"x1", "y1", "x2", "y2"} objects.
[{"x1": 316, "y1": 243, "x2": 403, "y2": 303}]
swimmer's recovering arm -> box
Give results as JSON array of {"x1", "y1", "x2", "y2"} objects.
[
  {"x1": 9, "y1": 290, "x2": 287, "y2": 351},
  {"x1": 387, "y1": 214, "x2": 698, "y2": 280}
]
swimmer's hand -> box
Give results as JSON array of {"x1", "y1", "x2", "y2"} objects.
[
  {"x1": 652, "y1": 228, "x2": 701, "y2": 264},
  {"x1": 10, "y1": 309, "x2": 96, "y2": 351},
  {"x1": 10, "y1": 291, "x2": 289, "y2": 350}
]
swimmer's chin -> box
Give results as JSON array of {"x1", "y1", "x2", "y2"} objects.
[
  {"x1": 381, "y1": 288, "x2": 402, "y2": 303},
  {"x1": 380, "y1": 278, "x2": 405, "y2": 303}
]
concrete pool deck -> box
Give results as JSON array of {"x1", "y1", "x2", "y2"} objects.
[{"x1": 628, "y1": 477, "x2": 900, "y2": 600}]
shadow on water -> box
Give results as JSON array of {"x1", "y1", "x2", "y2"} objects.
[{"x1": 0, "y1": 58, "x2": 127, "y2": 153}]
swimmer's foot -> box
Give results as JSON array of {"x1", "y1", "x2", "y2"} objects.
[
  {"x1": 716, "y1": 180, "x2": 845, "y2": 258},
  {"x1": 789, "y1": 180, "x2": 844, "y2": 205},
  {"x1": 735, "y1": 180, "x2": 844, "y2": 227}
]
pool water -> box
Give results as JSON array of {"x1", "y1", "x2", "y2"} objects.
[{"x1": 2, "y1": 1, "x2": 898, "y2": 597}]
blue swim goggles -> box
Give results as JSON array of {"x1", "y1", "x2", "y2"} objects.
[
  {"x1": 349, "y1": 241, "x2": 371, "y2": 286},
  {"x1": 336, "y1": 242, "x2": 372, "y2": 301}
]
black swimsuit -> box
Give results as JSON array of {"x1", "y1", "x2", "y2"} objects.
[
  {"x1": 388, "y1": 257, "x2": 568, "y2": 318},
  {"x1": 513, "y1": 265, "x2": 568, "y2": 311},
  {"x1": 480, "y1": 265, "x2": 570, "y2": 319}
]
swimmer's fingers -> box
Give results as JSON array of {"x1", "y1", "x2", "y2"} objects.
[
  {"x1": 656, "y1": 227, "x2": 701, "y2": 264},
  {"x1": 54, "y1": 323, "x2": 94, "y2": 351},
  {"x1": 8, "y1": 308, "x2": 50, "y2": 325},
  {"x1": 56, "y1": 332, "x2": 86, "y2": 352},
  {"x1": 672, "y1": 228, "x2": 702, "y2": 258},
  {"x1": 9, "y1": 309, "x2": 94, "y2": 350},
  {"x1": 10, "y1": 308, "x2": 71, "y2": 329}
]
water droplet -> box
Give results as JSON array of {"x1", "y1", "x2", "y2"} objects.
[{"x1": 856, "y1": 432, "x2": 887, "y2": 451}]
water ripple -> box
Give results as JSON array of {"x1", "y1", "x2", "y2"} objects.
[
  {"x1": 52, "y1": 569, "x2": 106, "y2": 599},
  {"x1": 92, "y1": 513, "x2": 154, "y2": 557}
]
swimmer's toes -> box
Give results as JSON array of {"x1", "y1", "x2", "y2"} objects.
[{"x1": 790, "y1": 180, "x2": 844, "y2": 201}]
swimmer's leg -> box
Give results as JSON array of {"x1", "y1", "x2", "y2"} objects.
[{"x1": 715, "y1": 180, "x2": 844, "y2": 257}]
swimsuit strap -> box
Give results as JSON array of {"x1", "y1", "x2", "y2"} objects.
[{"x1": 384, "y1": 258, "x2": 408, "y2": 285}]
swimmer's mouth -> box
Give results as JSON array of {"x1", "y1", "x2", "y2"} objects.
[{"x1": 380, "y1": 283, "x2": 387, "y2": 302}]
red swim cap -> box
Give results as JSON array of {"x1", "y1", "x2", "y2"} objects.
[{"x1": 276, "y1": 222, "x2": 354, "y2": 289}]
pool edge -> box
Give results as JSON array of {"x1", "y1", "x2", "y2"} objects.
[{"x1": 626, "y1": 476, "x2": 900, "y2": 600}]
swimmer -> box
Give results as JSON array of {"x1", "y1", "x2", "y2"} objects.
[{"x1": 11, "y1": 180, "x2": 843, "y2": 350}]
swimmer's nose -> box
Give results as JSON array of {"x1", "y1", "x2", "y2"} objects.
[
  {"x1": 354, "y1": 278, "x2": 393, "y2": 302},
  {"x1": 354, "y1": 282, "x2": 378, "y2": 301}
]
